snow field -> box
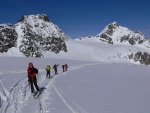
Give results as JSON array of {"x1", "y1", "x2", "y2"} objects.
[{"x1": 0, "y1": 57, "x2": 150, "y2": 113}]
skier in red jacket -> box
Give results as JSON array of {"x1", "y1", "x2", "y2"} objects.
[{"x1": 27, "y1": 62, "x2": 40, "y2": 96}]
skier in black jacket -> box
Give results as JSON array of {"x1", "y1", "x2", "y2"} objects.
[{"x1": 53, "y1": 64, "x2": 59, "y2": 75}]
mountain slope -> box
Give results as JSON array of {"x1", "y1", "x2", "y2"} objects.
[
  {"x1": 0, "y1": 14, "x2": 69, "y2": 57},
  {"x1": 0, "y1": 24, "x2": 18, "y2": 52},
  {"x1": 0, "y1": 57, "x2": 150, "y2": 113},
  {"x1": 96, "y1": 22, "x2": 150, "y2": 48},
  {"x1": 95, "y1": 22, "x2": 150, "y2": 65}
]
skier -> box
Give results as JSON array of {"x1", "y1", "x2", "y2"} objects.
[
  {"x1": 46, "y1": 64, "x2": 51, "y2": 78},
  {"x1": 27, "y1": 62, "x2": 40, "y2": 96},
  {"x1": 65, "y1": 63, "x2": 68, "y2": 71},
  {"x1": 62, "y1": 65, "x2": 65, "y2": 72},
  {"x1": 53, "y1": 64, "x2": 59, "y2": 75}
]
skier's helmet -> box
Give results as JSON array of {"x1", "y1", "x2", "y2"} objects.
[{"x1": 29, "y1": 62, "x2": 33, "y2": 67}]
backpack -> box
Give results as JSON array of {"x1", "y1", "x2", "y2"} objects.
[
  {"x1": 46, "y1": 65, "x2": 51, "y2": 71},
  {"x1": 34, "y1": 68, "x2": 38, "y2": 74}
]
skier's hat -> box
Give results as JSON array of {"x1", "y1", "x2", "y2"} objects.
[{"x1": 29, "y1": 62, "x2": 33, "y2": 67}]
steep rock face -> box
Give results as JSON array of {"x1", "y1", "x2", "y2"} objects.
[
  {"x1": 0, "y1": 24, "x2": 18, "y2": 52},
  {"x1": 96, "y1": 22, "x2": 150, "y2": 47},
  {"x1": 128, "y1": 52, "x2": 150, "y2": 65},
  {"x1": 16, "y1": 14, "x2": 69, "y2": 57},
  {"x1": 17, "y1": 14, "x2": 69, "y2": 40},
  {"x1": 0, "y1": 14, "x2": 69, "y2": 57}
]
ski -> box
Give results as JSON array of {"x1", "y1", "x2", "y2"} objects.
[
  {"x1": 33, "y1": 91, "x2": 40, "y2": 99},
  {"x1": 34, "y1": 94, "x2": 40, "y2": 99}
]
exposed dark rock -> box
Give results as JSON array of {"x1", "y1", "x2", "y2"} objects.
[
  {"x1": 133, "y1": 51, "x2": 142, "y2": 62},
  {"x1": 128, "y1": 51, "x2": 150, "y2": 65},
  {"x1": 120, "y1": 35, "x2": 129, "y2": 43},
  {"x1": 18, "y1": 15, "x2": 26, "y2": 23},
  {"x1": 97, "y1": 22, "x2": 147, "y2": 46},
  {"x1": 140, "y1": 52, "x2": 149, "y2": 65},
  {"x1": 129, "y1": 38, "x2": 136, "y2": 45},
  {"x1": 19, "y1": 24, "x2": 67, "y2": 57},
  {"x1": 38, "y1": 14, "x2": 50, "y2": 22},
  {"x1": 128, "y1": 53, "x2": 133, "y2": 60},
  {"x1": 0, "y1": 25, "x2": 18, "y2": 52},
  {"x1": 138, "y1": 40, "x2": 144, "y2": 44},
  {"x1": 43, "y1": 36, "x2": 67, "y2": 53},
  {"x1": 99, "y1": 33, "x2": 113, "y2": 44}
]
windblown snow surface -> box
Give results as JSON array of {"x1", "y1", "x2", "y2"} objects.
[{"x1": 0, "y1": 57, "x2": 150, "y2": 113}]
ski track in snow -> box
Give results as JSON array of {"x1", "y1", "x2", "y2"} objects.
[
  {"x1": 0, "y1": 62, "x2": 133, "y2": 113},
  {"x1": 0, "y1": 71, "x2": 30, "y2": 113},
  {"x1": 48, "y1": 63, "x2": 104, "y2": 113},
  {"x1": 51, "y1": 76, "x2": 88, "y2": 113}
]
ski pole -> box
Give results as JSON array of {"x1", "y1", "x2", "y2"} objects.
[{"x1": 37, "y1": 74, "x2": 39, "y2": 82}]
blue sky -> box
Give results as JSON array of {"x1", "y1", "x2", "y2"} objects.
[{"x1": 0, "y1": 0, "x2": 150, "y2": 39}]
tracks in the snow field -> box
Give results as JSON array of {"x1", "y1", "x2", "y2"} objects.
[
  {"x1": 0, "y1": 75, "x2": 9, "y2": 100},
  {"x1": 0, "y1": 70, "x2": 29, "y2": 113},
  {"x1": 0, "y1": 62, "x2": 130, "y2": 113},
  {"x1": 49, "y1": 64, "x2": 97, "y2": 113},
  {"x1": 0, "y1": 63, "x2": 95, "y2": 113}
]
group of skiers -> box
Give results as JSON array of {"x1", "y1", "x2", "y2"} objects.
[
  {"x1": 45, "y1": 64, "x2": 59, "y2": 78},
  {"x1": 27, "y1": 62, "x2": 68, "y2": 96}
]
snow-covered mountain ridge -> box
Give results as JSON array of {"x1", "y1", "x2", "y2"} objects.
[
  {"x1": 75, "y1": 22, "x2": 150, "y2": 49},
  {"x1": 76, "y1": 22, "x2": 150, "y2": 65},
  {"x1": 96, "y1": 22, "x2": 148, "y2": 46},
  {"x1": 0, "y1": 14, "x2": 69, "y2": 57},
  {"x1": 0, "y1": 15, "x2": 150, "y2": 65}
]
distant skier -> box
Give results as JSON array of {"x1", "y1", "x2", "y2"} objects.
[
  {"x1": 65, "y1": 63, "x2": 68, "y2": 71},
  {"x1": 46, "y1": 64, "x2": 51, "y2": 78},
  {"x1": 27, "y1": 62, "x2": 40, "y2": 96},
  {"x1": 53, "y1": 64, "x2": 59, "y2": 75},
  {"x1": 62, "y1": 65, "x2": 65, "y2": 72},
  {"x1": 62, "y1": 64, "x2": 68, "y2": 72}
]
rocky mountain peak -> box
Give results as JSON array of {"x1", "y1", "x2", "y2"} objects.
[
  {"x1": 107, "y1": 21, "x2": 119, "y2": 29},
  {"x1": 0, "y1": 14, "x2": 69, "y2": 57},
  {"x1": 96, "y1": 22, "x2": 147, "y2": 46},
  {"x1": 18, "y1": 14, "x2": 50, "y2": 23}
]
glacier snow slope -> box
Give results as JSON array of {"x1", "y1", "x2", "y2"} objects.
[{"x1": 0, "y1": 57, "x2": 150, "y2": 113}]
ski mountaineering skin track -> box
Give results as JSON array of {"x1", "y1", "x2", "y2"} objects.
[{"x1": 0, "y1": 62, "x2": 100, "y2": 113}]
